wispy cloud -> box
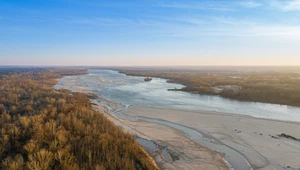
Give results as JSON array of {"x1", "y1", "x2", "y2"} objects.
[
  {"x1": 159, "y1": 1, "x2": 266, "y2": 11},
  {"x1": 67, "y1": 17, "x2": 135, "y2": 26},
  {"x1": 283, "y1": 0, "x2": 300, "y2": 11},
  {"x1": 159, "y1": 0, "x2": 300, "y2": 12},
  {"x1": 239, "y1": 1, "x2": 262, "y2": 8},
  {"x1": 270, "y1": 0, "x2": 300, "y2": 11},
  {"x1": 151, "y1": 16, "x2": 300, "y2": 40},
  {"x1": 248, "y1": 25, "x2": 300, "y2": 38},
  {"x1": 158, "y1": 2, "x2": 234, "y2": 11},
  {"x1": 157, "y1": 25, "x2": 300, "y2": 41}
]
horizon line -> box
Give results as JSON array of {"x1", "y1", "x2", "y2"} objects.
[{"x1": 1, "y1": 64, "x2": 300, "y2": 68}]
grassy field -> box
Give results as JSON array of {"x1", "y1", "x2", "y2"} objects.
[{"x1": 118, "y1": 67, "x2": 300, "y2": 107}]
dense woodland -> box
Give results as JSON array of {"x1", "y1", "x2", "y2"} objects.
[
  {"x1": 119, "y1": 68, "x2": 300, "y2": 107},
  {"x1": 0, "y1": 68, "x2": 157, "y2": 170}
]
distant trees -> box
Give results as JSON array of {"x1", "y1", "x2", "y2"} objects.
[
  {"x1": 120, "y1": 69, "x2": 300, "y2": 107},
  {"x1": 0, "y1": 70, "x2": 157, "y2": 170}
]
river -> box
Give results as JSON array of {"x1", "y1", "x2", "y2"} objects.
[{"x1": 57, "y1": 69, "x2": 300, "y2": 123}]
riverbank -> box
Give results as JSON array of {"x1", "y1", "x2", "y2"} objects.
[
  {"x1": 122, "y1": 105, "x2": 300, "y2": 170},
  {"x1": 55, "y1": 80, "x2": 230, "y2": 169},
  {"x1": 116, "y1": 68, "x2": 300, "y2": 107},
  {"x1": 91, "y1": 100, "x2": 229, "y2": 170},
  {"x1": 55, "y1": 70, "x2": 300, "y2": 170},
  {"x1": 91, "y1": 96, "x2": 300, "y2": 170},
  {"x1": 95, "y1": 98, "x2": 300, "y2": 169}
]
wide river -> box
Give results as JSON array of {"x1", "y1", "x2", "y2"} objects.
[{"x1": 57, "y1": 69, "x2": 300, "y2": 122}]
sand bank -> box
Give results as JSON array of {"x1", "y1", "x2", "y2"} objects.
[
  {"x1": 121, "y1": 105, "x2": 300, "y2": 170},
  {"x1": 92, "y1": 103, "x2": 229, "y2": 170},
  {"x1": 55, "y1": 74, "x2": 300, "y2": 170}
]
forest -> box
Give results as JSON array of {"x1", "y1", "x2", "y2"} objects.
[
  {"x1": 118, "y1": 68, "x2": 300, "y2": 107},
  {"x1": 0, "y1": 68, "x2": 157, "y2": 170}
]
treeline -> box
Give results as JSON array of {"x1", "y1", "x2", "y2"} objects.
[
  {"x1": 119, "y1": 69, "x2": 300, "y2": 107},
  {"x1": 0, "y1": 69, "x2": 157, "y2": 170}
]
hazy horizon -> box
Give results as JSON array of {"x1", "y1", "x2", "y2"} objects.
[
  {"x1": 2, "y1": 65, "x2": 300, "y2": 69},
  {"x1": 1, "y1": 0, "x2": 300, "y2": 66}
]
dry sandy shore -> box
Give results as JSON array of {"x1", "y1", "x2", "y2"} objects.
[
  {"x1": 121, "y1": 106, "x2": 300, "y2": 170},
  {"x1": 92, "y1": 101, "x2": 229, "y2": 170},
  {"x1": 55, "y1": 80, "x2": 300, "y2": 170}
]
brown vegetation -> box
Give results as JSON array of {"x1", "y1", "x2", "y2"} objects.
[
  {"x1": 119, "y1": 68, "x2": 300, "y2": 107},
  {"x1": 279, "y1": 133, "x2": 300, "y2": 141},
  {"x1": 0, "y1": 69, "x2": 157, "y2": 170}
]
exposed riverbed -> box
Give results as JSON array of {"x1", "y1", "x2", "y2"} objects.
[{"x1": 55, "y1": 69, "x2": 300, "y2": 170}]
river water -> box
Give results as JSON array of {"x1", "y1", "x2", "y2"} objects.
[
  {"x1": 57, "y1": 69, "x2": 300, "y2": 123},
  {"x1": 55, "y1": 69, "x2": 300, "y2": 170}
]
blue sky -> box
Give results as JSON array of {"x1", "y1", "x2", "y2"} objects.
[{"x1": 1, "y1": 0, "x2": 300, "y2": 66}]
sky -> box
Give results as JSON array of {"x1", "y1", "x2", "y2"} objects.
[{"x1": 0, "y1": 0, "x2": 300, "y2": 66}]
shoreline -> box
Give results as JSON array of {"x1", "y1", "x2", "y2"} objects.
[
  {"x1": 116, "y1": 69, "x2": 300, "y2": 108},
  {"x1": 112, "y1": 104, "x2": 252, "y2": 170},
  {"x1": 91, "y1": 99, "x2": 230, "y2": 170},
  {"x1": 55, "y1": 72, "x2": 300, "y2": 170},
  {"x1": 57, "y1": 69, "x2": 300, "y2": 123},
  {"x1": 89, "y1": 96, "x2": 253, "y2": 170},
  {"x1": 89, "y1": 96, "x2": 300, "y2": 170},
  {"x1": 56, "y1": 79, "x2": 232, "y2": 170},
  {"x1": 121, "y1": 105, "x2": 300, "y2": 170},
  {"x1": 131, "y1": 103, "x2": 300, "y2": 125}
]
